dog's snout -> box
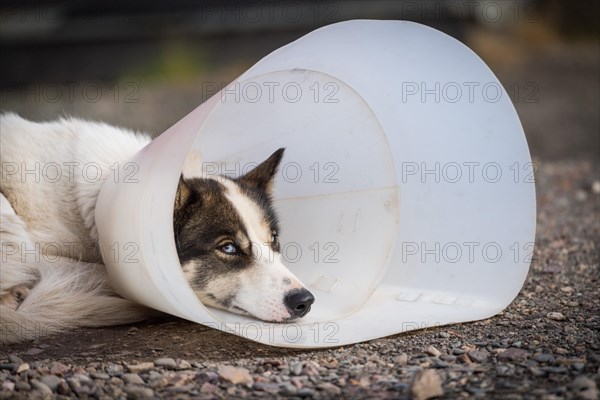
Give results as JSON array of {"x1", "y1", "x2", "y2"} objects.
[{"x1": 284, "y1": 289, "x2": 315, "y2": 318}]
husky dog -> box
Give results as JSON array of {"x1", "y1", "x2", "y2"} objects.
[{"x1": 0, "y1": 113, "x2": 314, "y2": 344}]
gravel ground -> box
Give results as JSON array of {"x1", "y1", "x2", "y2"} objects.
[{"x1": 0, "y1": 159, "x2": 598, "y2": 399}]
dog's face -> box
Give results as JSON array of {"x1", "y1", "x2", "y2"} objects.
[{"x1": 173, "y1": 149, "x2": 314, "y2": 322}]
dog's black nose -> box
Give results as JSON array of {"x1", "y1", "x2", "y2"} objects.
[{"x1": 284, "y1": 289, "x2": 315, "y2": 318}]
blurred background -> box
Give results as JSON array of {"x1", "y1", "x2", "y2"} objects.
[{"x1": 1, "y1": 0, "x2": 598, "y2": 162}]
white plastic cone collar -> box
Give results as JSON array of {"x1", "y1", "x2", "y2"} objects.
[{"x1": 95, "y1": 20, "x2": 536, "y2": 348}]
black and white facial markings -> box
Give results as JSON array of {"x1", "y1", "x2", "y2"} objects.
[{"x1": 174, "y1": 149, "x2": 314, "y2": 322}]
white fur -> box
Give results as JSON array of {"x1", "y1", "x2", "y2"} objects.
[
  {"x1": 0, "y1": 113, "x2": 155, "y2": 343},
  {"x1": 1, "y1": 113, "x2": 151, "y2": 263}
]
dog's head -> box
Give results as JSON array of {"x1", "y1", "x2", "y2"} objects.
[{"x1": 173, "y1": 148, "x2": 314, "y2": 322}]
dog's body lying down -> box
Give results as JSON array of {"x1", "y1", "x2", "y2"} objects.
[{"x1": 0, "y1": 113, "x2": 314, "y2": 344}]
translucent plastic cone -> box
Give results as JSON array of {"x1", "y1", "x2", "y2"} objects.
[{"x1": 95, "y1": 20, "x2": 536, "y2": 348}]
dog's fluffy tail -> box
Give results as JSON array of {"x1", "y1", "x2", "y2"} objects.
[{"x1": 1, "y1": 259, "x2": 156, "y2": 345}]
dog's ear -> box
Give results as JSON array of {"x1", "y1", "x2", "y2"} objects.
[
  {"x1": 174, "y1": 175, "x2": 192, "y2": 212},
  {"x1": 238, "y1": 148, "x2": 285, "y2": 193}
]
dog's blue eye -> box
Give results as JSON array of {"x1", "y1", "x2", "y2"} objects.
[{"x1": 221, "y1": 243, "x2": 238, "y2": 254}]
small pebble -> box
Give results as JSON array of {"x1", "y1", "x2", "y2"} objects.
[
  {"x1": 297, "y1": 388, "x2": 316, "y2": 397},
  {"x1": 569, "y1": 375, "x2": 598, "y2": 400},
  {"x1": 547, "y1": 312, "x2": 565, "y2": 321},
  {"x1": 7, "y1": 355, "x2": 23, "y2": 364},
  {"x1": 457, "y1": 354, "x2": 472, "y2": 364},
  {"x1": 195, "y1": 371, "x2": 219, "y2": 384},
  {"x1": 30, "y1": 380, "x2": 52, "y2": 396},
  {"x1": 73, "y1": 373, "x2": 91, "y2": 385},
  {"x1": 56, "y1": 381, "x2": 71, "y2": 395},
  {"x1": 440, "y1": 354, "x2": 456, "y2": 362},
  {"x1": 424, "y1": 345, "x2": 441, "y2": 357},
  {"x1": 123, "y1": 385, "x2": 154, "y2": 399},
  {"x1": 318, "y1": 382, "x2": 342, "y2": 395},
  {"x1": 467, "y1": 350, "x2": 489, "y2": 363},
  {"x1": 49, "y1": 362, "x2": 69, "y2": 376},
  {"x1": 67, "y1": 378, "x2": 84, "y2": 394},
  {"x1": 14, "y1": 381, "x2": 31, "y2": 391},
  {"x1": 126, "y1": 362, "x2": 154, "y2": 373},
  {"x1": 201, "y1": 382, "x2": 219, "y2": 393},
  {"x1": 534, "y1": 354, "x2": 555, "y2": 363},
  {"x1": 91, "y1": 372, "x2": 110, "y2": 380},
  {"x1": 254, "y1": 382, "x2": 280, "y2": 393},
  {"x1": 411, "y1": 369, "x2": 444, "y2": 400},
  {"x1": 177, "y1": 360, "x2": 192, "y2": 370},
  {"x1": 592, "y1": 181, "x2": 600, "y2": 194},
  {"x1": 498, "y1": 348, "x2": 529, "y2": 362},
  {"x1": 554, "y1": 347, "x2": 569, "y2": 355},
  {"x1": 40, "y1": 374, "x2": 62, "y2": 391},
  {"x1": 15, "y1": 363, "x2": 29, "y2": 374},
  {"x1": 218, "y1": 365, "x2": 253, "y2": 385},
  {"x1": 394, "y1": 354, "x2": 409, "y2": 366},
  {"x1": 122, "y1": 373, "x2": 145, "y2": 385},
  {"x1": 106, "y1": 364, "x2": 124, "y2": 375},
  {"x1": 154, "y1": 358, "x2": 177, "y2": 370},
  {"x1": 302, "y1": 361, "x2": 320, "y2": 376},
  {"x1": 0, "y1": 364, "x2": 17, "y2": 372},
  {"x1": 280, "y1": 382, "x2": 297, "y2": 395},
  {"x1": 290, "y1": 362, "x2": 303, "y2": 376}
]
